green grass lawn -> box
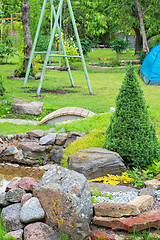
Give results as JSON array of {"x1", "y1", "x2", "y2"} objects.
[{"x1": 0, "y1": 49, "x2": 160, "y2": 136}]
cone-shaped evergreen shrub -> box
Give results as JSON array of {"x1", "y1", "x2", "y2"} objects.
[{"x1": 105, "y1": 65, "x2": 159, "y2": 168}]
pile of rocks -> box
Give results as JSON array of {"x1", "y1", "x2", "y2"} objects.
[
  {"x1": 1, "y1": 167, "x2": 160, "y2": 239},
  {"x1": 0, "y1": 129, "x2": 160, "y2": 239},
  {"x1": 0, "y1": 165, "x2": 93, "y2": 240}
]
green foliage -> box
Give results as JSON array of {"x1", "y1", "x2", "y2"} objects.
[
  {"x1": 60, "y1": 233, "x2": 69, "y2": 240},
  {"x1": 3, "y1": 22, "x2": 24, "y2": 51},
  {"x1": 111, "y1": 58, "x2": 121, "y2": 67},
  {"x1": 111, "y1": 37, "x2": 129, "y2": 54},
  {"x1": 127, "y1": 168, "x2": 154, "y2": 189},
  {"x1": 0, "y1": 75, "x2": 5, "y2": 96},
  {"x1": 80, "y1": 36, "x2": 98, "y2": 56},
  {"x1": 61, "y1": 129, "x2": 105, "y2": 168},
  {"x1": 61, "y1": 40, "x2": 79, "y2": 67},
  {"x1": 149, "y1": 34, "x2": 160, "y2": 50},
  {"x1": 0, "y1": 218, "x2": 8, "y2": 240},
  {"x1": 91, "y1": 188, "x2": 113, "y2": 199},
  {"x1": 145, "y1": 159, "x2": 160, "y2": 176},
  {"x1": 56, "y1": 113, "x2": 111, "y2": 134},
  {"x1": 0, "y1": 96, "x2": 12, "y2": 117},
  {"x1": 130, "y1": 227, "x2": 157, "y2": 240},
  {"x1": 38, "y1": 156, "x2": 43, "y2": 165},
  {"x1": 137, "y1": 50, "x2": 145, "y2": 64},
  {"x1": 0, "y1": 122, "x2": 52, "y2": 135},
  {"x1": 105, "y1": 65, "x2": 159, "y2": 168},
  {"x1": 91, "y1": 196, "x2": 98, "y2": 203},
  {"x1": 35, "y1": 35, "x2": 50, "y2": 62},
  {"x1": 0, "y1": 45, "x2": 15, "y2": 63}
]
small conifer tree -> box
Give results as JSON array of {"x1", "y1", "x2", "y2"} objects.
[{"x1": 105, "y1": 65, "x2": 159, "y2": 168}]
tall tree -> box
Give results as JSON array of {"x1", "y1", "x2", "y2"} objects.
[
  {"x1": 108, "y1": 0, "x2": 160, "y2": 53},
  {"x1": 135, "y1": 0, "x2": 149, "y2": 52},
  {"x1": 21, "y1": 0, "x2": 32, "y2": 71}
]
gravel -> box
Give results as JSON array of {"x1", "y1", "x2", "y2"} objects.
[{"x1": 92, "y1": 190, "x2": 139, "y2": 205}]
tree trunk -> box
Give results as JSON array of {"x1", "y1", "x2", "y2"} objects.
[
  {"x1": 135, "y1": 0, "x2": 149, "y2": 52},
  {"x1": 21, "y1": 0, "x2": 32, "y2": 71},
  {"x1": 134, "y1": 27, "x2": 142, "y2": 54}
]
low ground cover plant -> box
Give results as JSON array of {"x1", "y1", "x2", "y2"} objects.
[
  {"x1": 61, "y1": 128, "x2": 106, "y2": 168},
  {"x1": 89, "y1": 172, "x2": 133, "y2": 185}
]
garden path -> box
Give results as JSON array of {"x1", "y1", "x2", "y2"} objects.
[{"x1": 0, "y1": 118, "x2": 39, "y2": 125}]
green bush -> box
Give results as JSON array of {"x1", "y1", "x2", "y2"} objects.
[
  {"x1": 80, "y1": 36, "x2": 98, "y2": 56},
  {"x1": 111, "y1": 37, "x2": 129, "y2": 54},
  {"x1": 0, "y1": 75, "x2": 5, "y2": 96},
  {"x1": 105, "y1": 65, "x2": 159, "y2": 168},
  {"x1": 0, "y1": 45, "x2": 15, "y2": 63}
]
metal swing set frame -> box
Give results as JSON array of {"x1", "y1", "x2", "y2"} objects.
[{"x1": 23, "y1": 0, "x2": 92, "y2": 96}]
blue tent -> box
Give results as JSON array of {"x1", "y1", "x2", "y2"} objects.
[{"x1": 139, "y1": 43, "x2": 160, "y2": 85}]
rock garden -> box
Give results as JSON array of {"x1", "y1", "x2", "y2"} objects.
[
  {"x1": 1, "y1": 0, "x2": 160, "y2": 238},
  {"x1": 0, "y1": 65, "x2": 160, "y2": 240}
]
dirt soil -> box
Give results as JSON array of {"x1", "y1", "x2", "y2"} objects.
[{"x1": 25, "y1": 87, "x2": 78, "y2": 95}]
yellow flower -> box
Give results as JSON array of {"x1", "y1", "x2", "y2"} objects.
[{"x1": 104, "y1": 58, "x2": 107, "y2": 60}]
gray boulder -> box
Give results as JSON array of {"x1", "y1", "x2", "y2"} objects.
[
  {"x1": 1, "y1": 203, "x2": 24, "y2": 231},
  {"x1": 5, "y1": 188, "x2": 26, "y2": 203},
  {"x1": 55, "y1": 133, "x2": 68, "y2": 146},
  {"x1": 33, "y1": 165, "x2": 93, "y2": 240},
  {"x1": 20, "y1": 197, "x2": 45, "y2": 224},
  {"x1": 18, "y1": 142, "x2": 51, "y2": 165},
  {"x1": 24, "y1": 222, "x2": 60, "y2": 240},
  {"x1": 49, "y1": 146, "x2": 64, "y2": 164},
  {"x1": 68, "y1": 148, "x2": 126, "y2": 180},
  {"x1": 40, "y1": 133, "x2": 57, "y2": 145},
  {"x1": 3, "y1": 149, "x2": 23, "y2": 164},
  {"x1": 0, "y1": 142, "x2": 8, "y2": 156},
  {"x1": 0, "y1": 192, "x2": 10, "y2": 207},
  {"x1": 34, "y1": 73, "x2": 41, "y2": 80},
  {"x1": 4, "y1": 145, "x2": 18, "y2": 155},
  {"x1": 27, "y1": 130, "x2": 45, "y2": 138},
  {"x1": 12, "y1": 100, "x2": 44, "y2": 115}
]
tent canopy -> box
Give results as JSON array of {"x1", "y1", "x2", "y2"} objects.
[{"x1": 139, "y1": 43, "x2": 160, "y2": 85}]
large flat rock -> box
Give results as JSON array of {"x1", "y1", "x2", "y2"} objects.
[
  {"x1": 93, "y1": 209, "x2": 160, "y2": 233},
  {"x1": 12, "y1": 98, "x2": 43, "y2": 116},
  {"x1": 68, "y1": 148, "x2": 126, "y2": 179},
  {"x1": 94, "y1": 202, "x2": 140, "y2": 218}
]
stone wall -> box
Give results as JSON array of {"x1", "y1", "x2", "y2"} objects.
[{"x1": 0, "y1": 130, "x2": 82, "y2": 167}]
